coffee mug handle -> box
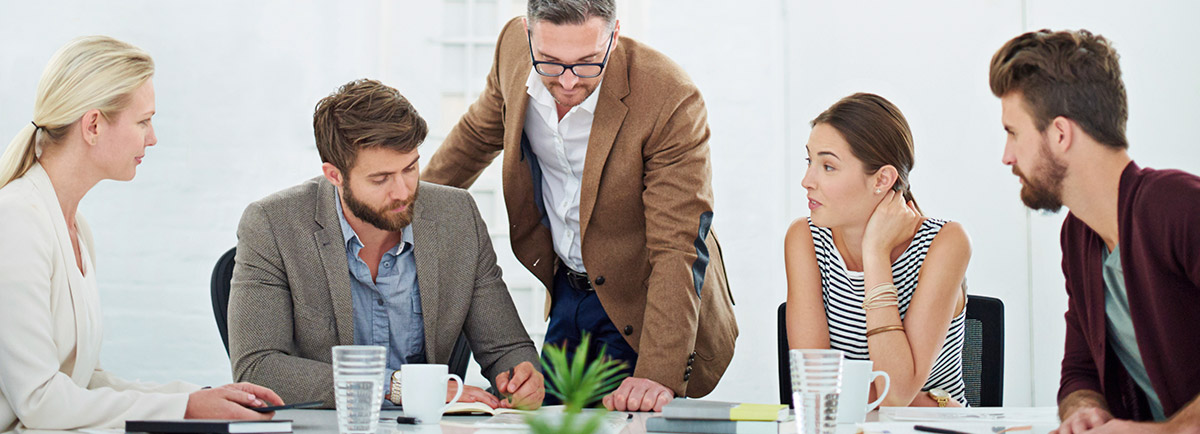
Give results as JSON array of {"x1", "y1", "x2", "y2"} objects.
[
  {"x1": 864, "y1": 370, "x2": 891, "y2": 413},
  {"x1": 441, "y1": 374, "x2": 464, "y2": 413}
]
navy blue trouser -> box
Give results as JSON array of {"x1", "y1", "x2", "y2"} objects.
[{"x1": 542, "y1": 266, "x2": 638, "y2": 405}]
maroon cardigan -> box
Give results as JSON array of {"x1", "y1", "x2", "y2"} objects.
[{"x1": 1058, "y1": 161, "x2": 1200, "y2": 420}]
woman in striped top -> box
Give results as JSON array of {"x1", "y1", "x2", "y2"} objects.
[{"x1": 784, "y1": 93, "x2": 972, "y2": 407}]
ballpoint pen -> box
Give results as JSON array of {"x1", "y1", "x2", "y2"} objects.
[
  {"x1": 382, "y1": 416, "x2": 420, "y2": 424},
  {"x1": 503, "y1": 366, "x2": 516, "y2": 398}
]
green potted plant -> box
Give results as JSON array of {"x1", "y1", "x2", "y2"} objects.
[{"x1": 527, "y1": 334, "x2": 628, "y2": 434}]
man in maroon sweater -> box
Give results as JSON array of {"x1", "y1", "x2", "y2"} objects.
[{"x1": 990, "y1": 30, "x2": 1200, "y2": 433}]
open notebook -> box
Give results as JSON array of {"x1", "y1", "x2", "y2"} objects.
[{"x1": 443, "y1": 401, "x2": 536, "y2": 416}]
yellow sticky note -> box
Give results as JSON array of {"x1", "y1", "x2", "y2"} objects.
[{"x1": 729, "y1": 403, "x2": 787, "y2": 421}]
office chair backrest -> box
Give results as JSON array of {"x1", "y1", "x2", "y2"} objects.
[
  {"x1": 210, "y1": 247, "x2": 237, "y2": 356},
  {"x1": 778, "y1": 302, "x2": 792, "y2": 406},
  {"x1": 963, "y1": 294, "x2": 1004, "y2": 407}
]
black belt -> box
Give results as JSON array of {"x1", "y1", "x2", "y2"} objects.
[{"x1": 564, "y1": 268, "x2": 593, "y2": 291}]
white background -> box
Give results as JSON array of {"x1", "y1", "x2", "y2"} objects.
[{"x1": 1, "y1": 0, "x2": 1197, "y2": 407}]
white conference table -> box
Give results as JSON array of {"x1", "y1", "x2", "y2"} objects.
[
  {"x1": 270, "y1": 406, "x2": 1060, "y2": 434},
  {"x1": 16, "y1": 406, "x2": 1059, "y2": 434}
]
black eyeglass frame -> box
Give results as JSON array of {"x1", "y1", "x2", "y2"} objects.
[{"x1": 526, "y1": 30, "x2": 615, "y2": 78}]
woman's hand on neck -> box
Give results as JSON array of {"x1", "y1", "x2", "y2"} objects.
[{"x1": 859, "y1": 190, "x2": 923, "y2": 269}]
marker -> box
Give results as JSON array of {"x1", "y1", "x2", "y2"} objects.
[{"x1": 913, "y1": 425, "x2": 971, "y2": 434}]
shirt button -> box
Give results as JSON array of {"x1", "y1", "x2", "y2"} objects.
[
  {"x1": 623, "y1": 325, "x2": 633, "y2": 335},
  {"x1": 377, "y1": 299, "x2": 385, "y2": 306},
  {"x1": 383, "y1": 262, "x2": 392, "y2": 268}
]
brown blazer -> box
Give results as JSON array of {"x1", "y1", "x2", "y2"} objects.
[{"x1": 423, "y1": 17, "x2": 736, "y2": 397}]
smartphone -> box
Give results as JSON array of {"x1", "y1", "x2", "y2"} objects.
[{"x1": 250, "y1": 400, "x2": 324, "y2": 413}]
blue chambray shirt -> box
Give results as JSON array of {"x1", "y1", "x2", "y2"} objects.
[{"x1": 335, "y1": 191, "x2": 426, "y2": 370}]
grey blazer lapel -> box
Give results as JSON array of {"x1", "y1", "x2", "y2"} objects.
[
  {"x1": 313, "y1": 179, "x2": 355, "y2": 345},
  {"x1": 411, "y1": 196, "x2": 442, "y2": 362}
]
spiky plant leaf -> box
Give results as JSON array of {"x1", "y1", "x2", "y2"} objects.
[
  {"x1": 527, "y1": 333, "x2": 629, "y2": 434},
  {"x1": 540, "y1": 335, "x2": 629, "y2": 412}
]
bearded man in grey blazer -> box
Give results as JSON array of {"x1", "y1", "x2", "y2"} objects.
[{"x1": 228, "y1": 79, "x2": 543, "y2": 409}]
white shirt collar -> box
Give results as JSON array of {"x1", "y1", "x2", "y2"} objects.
[{"x1": 525, "y1": 69, "x2": 602, "y2": 116}]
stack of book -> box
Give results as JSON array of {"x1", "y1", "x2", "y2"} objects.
[{"x1": 645, "y1": 399, "x2": 791, "y2": 434}]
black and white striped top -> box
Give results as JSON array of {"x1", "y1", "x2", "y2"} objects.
[{"x1": 809, "y1": 217, "x2": 967, "y2": 405}]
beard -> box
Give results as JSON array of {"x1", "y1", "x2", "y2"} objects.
[
  {"x1": 547, "y1": 80, "x2": 600, "y2": 109},
  {"x1": 343, "y1": 181, "x2": 418, "y2": 232},
  {"x1": 1014, "y1": 139, "x2": 1067, "y2": 212}
]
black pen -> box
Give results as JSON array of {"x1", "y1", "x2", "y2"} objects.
[
  {"x1": 502, "y1": 366, "x2": 515, "y2": 397},
  {"x1": 392, "y1": 416, "x2": 419, "y2": 424},
  {"x1": 914, "y1": 425, "x2": 971, "y2": 434}
]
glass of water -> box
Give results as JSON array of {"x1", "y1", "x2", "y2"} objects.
[
  {"x1": 332, "y1": 345, "x2": 387, "y2": 434},
  {"x1": 789, "y1": 349, "x2": 845, "y2": 434}
]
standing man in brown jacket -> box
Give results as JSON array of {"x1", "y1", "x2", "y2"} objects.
[{"x1": 423, "y1": 0, "x2": 736, "y2": 413}]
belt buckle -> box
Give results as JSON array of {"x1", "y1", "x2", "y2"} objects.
[{"x1": 566, "y1": 269, "x2": 592, "y2": 291}]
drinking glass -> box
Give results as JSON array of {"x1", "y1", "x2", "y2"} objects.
[
  {"x1": 789, "y1": 349, "x2": 845, "y2": 434},
  {"x1": 333, "y1": 345, "x2": 387, "y2": 434}
]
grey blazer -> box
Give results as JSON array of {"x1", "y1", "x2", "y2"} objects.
[{"x1": 228, "y1": 177, "x2": 538, "y2": 406}]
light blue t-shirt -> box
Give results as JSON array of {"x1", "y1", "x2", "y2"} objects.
[
  {"x1": 335, "y1": 191, "x2": 426, "y2": 371},
  {"x1": 1102, "y1": 245, "x2": 1166, "y2": 421}
]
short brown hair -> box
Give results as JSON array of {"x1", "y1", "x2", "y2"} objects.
[
  {"x1": 313, "y1": 79, "x2": 428, "y2": 175},
  {"x1": 812, "y1": 93, "x2": 922, "y2": 213},
  {"x1": 989, "y1": 29, "x2": 1128, "y2": 149}
]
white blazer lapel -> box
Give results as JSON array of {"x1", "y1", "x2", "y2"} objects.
[{"x1": 26, "y1": 164, "x2": 101, "y2": 385}]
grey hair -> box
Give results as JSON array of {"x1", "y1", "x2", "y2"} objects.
[{"x1": 527, "y1": 0, "x2": 616, "y2": 28}]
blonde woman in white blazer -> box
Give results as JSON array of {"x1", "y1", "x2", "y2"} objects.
[{"x1": 0, "y1": 36, "x2": 282, "y2": 432}]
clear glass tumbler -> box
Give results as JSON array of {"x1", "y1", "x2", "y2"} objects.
[
  {"x1": 332, "y1": 345, "x2": 387, "y2": 434},
  {"x1": 789, "y1": 349, "x2": 845, "y2": 434}
]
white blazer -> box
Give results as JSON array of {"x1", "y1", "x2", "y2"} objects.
[{"x1": 0, "y1": 163, "x2": 197, "y2": 431}]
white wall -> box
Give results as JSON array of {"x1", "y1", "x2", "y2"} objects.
[{"x1": 1, "y1": 0, "x2": 1197, "y2": 407}]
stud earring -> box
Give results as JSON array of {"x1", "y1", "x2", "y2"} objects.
[{"x1": 875, "y1": 189, "x2": 881, "y2": 194}]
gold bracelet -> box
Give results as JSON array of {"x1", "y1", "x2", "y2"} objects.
[{"x1": 865, "y1": 325, "x2": 905, "y2": 338}]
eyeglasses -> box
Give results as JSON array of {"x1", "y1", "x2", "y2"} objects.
[{"x1": 527, "y1": 30, "x2": 615, "y2": 78}]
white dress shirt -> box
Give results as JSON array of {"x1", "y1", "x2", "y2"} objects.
[{"x1": 524, "y1": 70, "x2": 603, "y2": 273}]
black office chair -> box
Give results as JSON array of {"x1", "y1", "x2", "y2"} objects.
[
  {"x1": 210, "y1": 247, "x2": 237, "y2": 356},
  {"x1": 963, "y1": 294, "x2": 1004, "y2": 407},
  {"x1": 777, "y1": 302, "x2": 792, "y2": 406},
  {"x1": 209, "y1": 247, "x2": 473, "y2": 379}
]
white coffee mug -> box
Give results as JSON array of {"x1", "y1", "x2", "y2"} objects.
[
  {"x1": 836, "y1": 360, "x2": 890, "y2": 424},
  {"x1": 400, "y1": 364, "x2": 463, "y2": 424}
]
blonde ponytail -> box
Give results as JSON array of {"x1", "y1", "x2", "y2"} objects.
[
  {"x1": 0, "y1": 36, "x2": 154, "y2": 188},
  {"x1": 0, "y1": 125, "x2": 39, "y2": 188}
]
